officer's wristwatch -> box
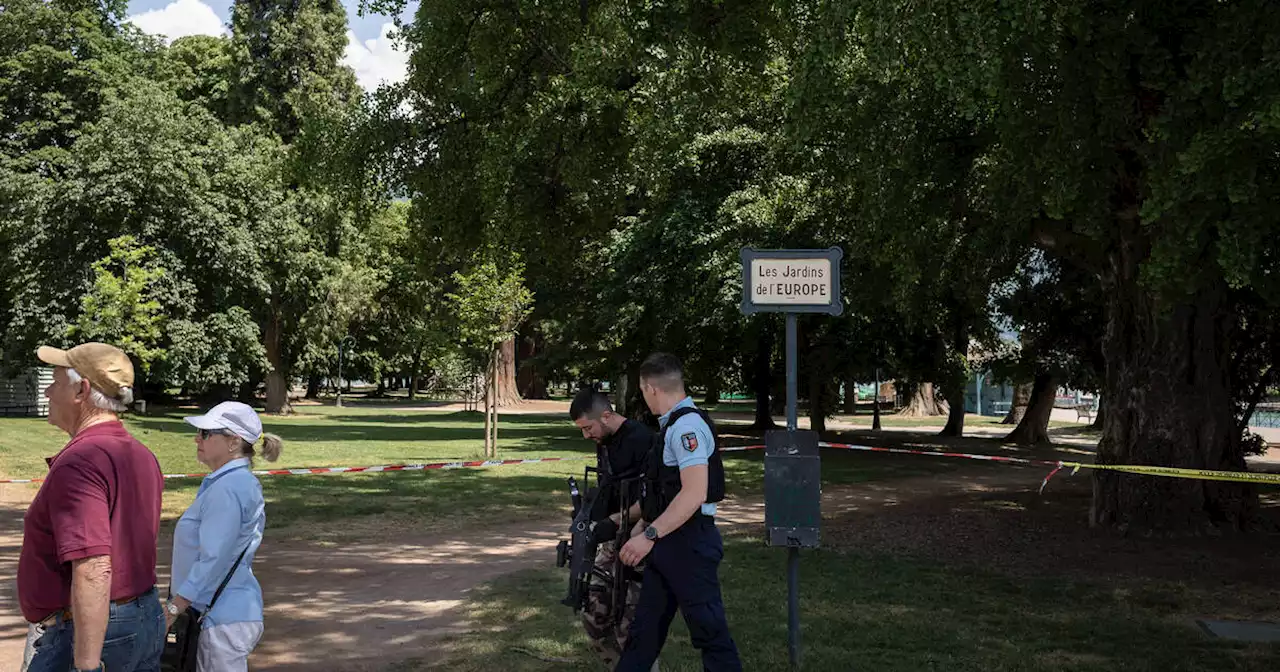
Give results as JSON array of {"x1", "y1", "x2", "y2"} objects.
[
  {"x1": 644, "y1": 525, "x2": 659, "y2": 541},
  {"x1": 165, "y1": 600, "x2": 181, "y2": 617}
]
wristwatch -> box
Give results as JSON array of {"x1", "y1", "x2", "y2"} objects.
[
  {"x1": 73, "y1": 664, "x2": 104, "y2": 672},
  {"x1": 644, "y1": 525, "x2": 659, "y2": 541},
  {"x1": 165, "y1": 600, "x2": 181, "y2": 617}
]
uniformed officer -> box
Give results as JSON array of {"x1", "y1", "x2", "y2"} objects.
[
  {"x1": 569, "y1": 388, "x2": 654, "y2": 668},
  {"x1": 616, "y1": 353, "x2": 742, "y2": 671}
]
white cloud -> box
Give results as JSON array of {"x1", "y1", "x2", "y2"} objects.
[
  {"x1": 343, "y1": 23, "x2": 410, "y2": 92},
  {"x1": 129, "y1": 4, "x2": 409, "y2": 93},
  {"x1": 128, "y1": 0, "x2": 226, "y2": 43}
]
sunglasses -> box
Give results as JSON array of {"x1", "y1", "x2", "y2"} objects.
[{"x1": 197, "y1": 428, "x2": 233, "y2": 440}]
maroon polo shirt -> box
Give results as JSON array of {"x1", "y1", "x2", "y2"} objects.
[{"x1": 18, "y1": 420, "x2": 164, "y2": 623}]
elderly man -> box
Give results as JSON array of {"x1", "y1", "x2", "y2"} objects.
[{"x1": 19, "y1": 343, "x2": 166, "y2": 672}]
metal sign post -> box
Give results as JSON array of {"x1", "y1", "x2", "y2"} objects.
[{"x1": 740, "y1": 247, "x2": 843, "y2": 669}]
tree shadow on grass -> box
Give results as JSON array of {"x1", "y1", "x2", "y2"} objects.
[{"x1": 418, "y1": 517, "x2": 1280, "y2": 672}]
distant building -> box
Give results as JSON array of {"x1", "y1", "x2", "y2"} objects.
[
  {"x1": 965, "y1": 371, "x2": 1015, "y2": 416},
  {"x1": 0, "y1": 367, "x2": 53, "y2": 417}
]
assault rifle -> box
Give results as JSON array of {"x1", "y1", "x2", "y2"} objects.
[{"x1": 555, "y1": 466, "x2": 640, "y2": 626}]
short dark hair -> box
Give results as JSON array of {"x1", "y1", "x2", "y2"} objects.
[
  {"x1": 570, "y1": 388, "x2": 613, "y2": 420},
  {"x1": 638, "y1": 352, "x2": 684, "y2": 392}
]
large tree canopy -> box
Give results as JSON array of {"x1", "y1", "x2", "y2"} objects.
[{"x1": 4, "y1": 0, "x2": 1276, "y2": 531}]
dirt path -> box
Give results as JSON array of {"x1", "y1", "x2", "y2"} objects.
[{"x1": 0, "y1": 465, "x2": 1041, "y2": 672}]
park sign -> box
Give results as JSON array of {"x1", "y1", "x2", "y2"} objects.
[
  {"x1": 739, "y1": 246, "x2": 843, "y2": 669},
  {"x1": 740, "y1": 247, "x2": 844, "y2": 316}
]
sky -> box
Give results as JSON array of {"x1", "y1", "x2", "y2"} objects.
[{"x1": 125, "y1": 0, "x2": 416, "y2": 91}]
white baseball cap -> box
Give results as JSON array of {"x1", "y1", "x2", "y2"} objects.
[{"x1": 184, "y1": 401, "x2": 263, "y2": 444}]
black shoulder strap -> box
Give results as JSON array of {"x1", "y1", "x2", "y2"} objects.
[
  {"x1": 664, "y1": 407, "x2": 717, "y2": 439},
  {"x1": 198, "y1": 544, "x2": 250, "y2": 622}
]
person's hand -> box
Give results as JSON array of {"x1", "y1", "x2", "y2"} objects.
[
  {"x1": 630, "y1": 519, "x2": 647, "y2": 538},
  {"x1": 619, "y1": 535, "x2": 654, "y2": 566},
  {"x1": 165, "y1": 595, "x2": 191, "y2": 631}
]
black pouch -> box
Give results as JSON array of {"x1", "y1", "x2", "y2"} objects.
[{"x1": 160, "y1": 545, "x2": 249, "y2": 672}]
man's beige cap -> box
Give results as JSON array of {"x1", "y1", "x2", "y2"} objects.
[{"x1": 36, "y1": 342, "x2": 135, "y2": 401}]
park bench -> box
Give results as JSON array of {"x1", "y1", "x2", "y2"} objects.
[{"x1": 1071, "y1": 404, "x2": 1094, "y2": 423}]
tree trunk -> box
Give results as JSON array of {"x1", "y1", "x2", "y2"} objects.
[
  {"x1": 1091, "y1": 276, "x2": 1255, "y2": 532},
  {"x1": 751, "y1": 329, "x2": 777, "y2": 430},
  {"x1": 236, "y1": 378, "x2": 258, "y2": 404},
  {"x1": 1005, "y1": 373, "x2": 1056, "y2": 445},
  {"x1": 808, "y1": 370, "x2": 827, "y2": 435},
  {"x1": 1091, "y1": 396, "x2": 1105, "y2": 429},
  {"x1": 842, "y1": 377, "x2": 858, "y2": 415},
  {"x1": 408, "y1": 353, "x2": 422, "y2": 400},
  {"x1": 898, "y1": 383, "x2": 946, "y2": 417},
  {"x1": 492, "y1": 337, "x2": 521, "y2": 407},
  {"x1": 263, "y1": 303, "x2": 291, "y2": 415},
  {"x1": 939, "y1": 317, "x2": 971, "y2": 437},
  {"x1": 1002, "y1": 383, "x2": 1031, "y2": 424},
  {"x1": 305, "y1": 375, "x2": 321, "y2": 400},
  {"x1": 939, "y1": 381, "x2": 967, "y2": 437},
  {"x1": 704, "y1": 378, "x2": 721, "y2": 406}
]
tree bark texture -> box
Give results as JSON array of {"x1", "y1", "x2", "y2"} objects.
[
  {"x1": 1091, "y1": 270, "x2": 1255, "y2": 531},
  {"x1": 842, "y1": 377, "x2": 858, "y2": 415},
  {"x1": 1002, "y1": 383, "x2": 1032, "y2": 425},
  {"x1": 1005, "y1": 373, "x2": 1056, "y2": 445},
  {"x1": 704, "y1": 378, "x2": 721, "y2": 406},
  {"x1": 898, "y1": 383, "x2": 947, "y2": 417},
  {"x1": 305, "y1": 375, "x2": 321, "y2": 400},
  {"x1": 264, "y1": 302, "x2": 291, "y2": 415},
  {"x1": 808, "y1": 370, "x2": 827, "y2": 435},
  {"x1": 939, "y1": 381, "x2": 967, "y2": 437},
  {"x1": 751, "y1": 330, "x2": 777, "y2": 430},
  {"x1": 492, "y1": 337, "x2": 521, "y2": 407}
]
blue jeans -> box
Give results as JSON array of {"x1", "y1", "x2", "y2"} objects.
[{"x1": 27, "y1": 587, "x2": 166, "y2": 672}]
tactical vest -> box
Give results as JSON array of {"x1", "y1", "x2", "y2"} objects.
[{"x1": 640, "y1": 407, "x2": 726, "y2": 523}]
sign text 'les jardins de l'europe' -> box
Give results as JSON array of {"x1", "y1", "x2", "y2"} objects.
[
  {"x1": 750, "y1": 258, "x2": 832, "y2": 304},
  {"x1": 739, "y1": 247, "x2": 843, "y2": 316}
]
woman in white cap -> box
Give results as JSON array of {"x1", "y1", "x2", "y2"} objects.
[{"x1": 165, "y1": 401, "x2": 282, "y2": 671}]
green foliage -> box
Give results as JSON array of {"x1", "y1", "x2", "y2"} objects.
[
  {"x1": 70, "y1": 235, "x2": 167, "y2": 373},
  {"x1": 0, "y1": 0, "x2": 386, "y2": 399},
  {"x1": 227, "y1": 0, "x2": 360, "y2": 143},
  {"x1": 447, "y1": 261, "x2": 535, "y2": 364}
]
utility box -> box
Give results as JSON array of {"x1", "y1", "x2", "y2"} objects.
[{"x1": 764, "y1": 429, "x2": 822, "y2": 548}]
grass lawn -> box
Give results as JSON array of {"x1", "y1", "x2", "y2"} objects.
[
  {"x1": 0, "y1": 405, "x2": 594, "y2": 536},
  {"x1": 404, "y1": 532, "x2": 1280, "y2": 672},
  {"x1": 0, "y1": 405, "x2": 952, "y2": 538}
]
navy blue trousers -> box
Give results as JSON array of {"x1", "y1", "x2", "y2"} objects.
[{"x1": 616, "y1": 516, "x2": 742, "y2": 671}]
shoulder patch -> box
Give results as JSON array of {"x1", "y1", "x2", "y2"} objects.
[{"x1": 680, "y1": 433, "x2": 699, "y2": 452}]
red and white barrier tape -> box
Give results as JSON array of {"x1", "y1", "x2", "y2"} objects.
[
  {"x1": 8, "y1": 440, "x2": 1263, "y2": 491},
  {"x1": 0, "y1": 456, "x2": 590, "y2": 484}
]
